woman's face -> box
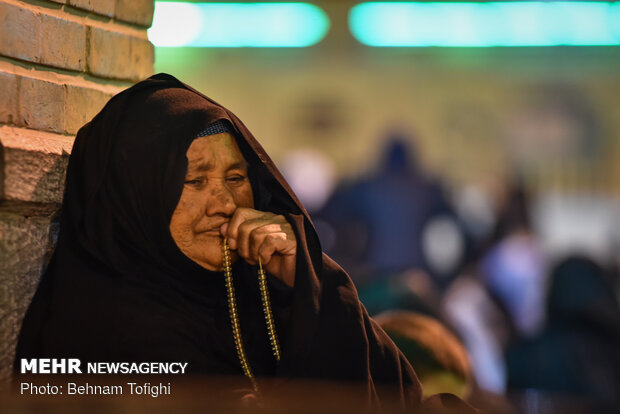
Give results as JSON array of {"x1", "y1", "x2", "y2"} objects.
[{"x1": 169, "y1": 133, "x2": 254, "y2": 270}]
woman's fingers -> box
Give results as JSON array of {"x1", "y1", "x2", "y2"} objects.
[
  {"x1": 256, "y1": 231, "x2": 297, "y2": 287},
  {"x1": 221, "y1": 207, "x2": 260, "y2": 250},
  {"x1": 222, "y1": 208, "x2": 296, "y2": 265},
  {"x1": 221, "y1": 208, "x2": 297, "y2": 286},
  {"x1": 253, "y1": 231, "x2": 290, "y2": 265},
  {"x1": 235, "y1": 218, "x2": 270, "y2": 261}
]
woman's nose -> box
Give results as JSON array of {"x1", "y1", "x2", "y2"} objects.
[{"x1": 205, "y1": 182, "x2": 236, "y2": 217}]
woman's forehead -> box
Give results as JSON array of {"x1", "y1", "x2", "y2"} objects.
[{"x1": 186, "y1": 133, "x2": 247, "y2": 171}]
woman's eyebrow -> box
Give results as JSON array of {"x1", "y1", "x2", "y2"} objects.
[
  {"x1": 189, "y1": 161, "x2": 213, "y2": 172},
  {"x1": 187, "y1": 160, "x2": 248, "y2": 174},
  {"x1": 227, "y1": 161, "x2": 249, "y2": 171}
]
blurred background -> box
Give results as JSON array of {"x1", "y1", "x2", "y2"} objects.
[{"x1": 149, "y1": 1, "x2": 620, "y2": 412}]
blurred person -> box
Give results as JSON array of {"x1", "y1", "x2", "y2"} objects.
[
  {"x1": 358, "y1": 269, "x2": 442, "y2": 320},
  {"x1": 489, "y1": 176, "x2": 531, "y2": 246},
  {"x1": 481, "y1": 233, "x2": 546, "y2": 339},
  {"x1": 13, "y1": 74, "x2": 427, "y2": 409},
  {"x1": 374, "y1": 311, "x2": 473, "y2": 400},
  {"x1": 377, "y1": 310, "x2": 517, "y2": 414},
  {"x1": 506, "y1": 255, "x2": 620, "y2": 411},
  {"x1": 316, "y1": 134, "x2": 465, "y2": 288},
  {"x1": 481, "y1": 177, "x2": 547, "y2": 341},
  {"x1": 442, "y1": 273, "x2": 510, "y2": 395},
  {"x1": 443, "y1": 177, "x2": 546, "y2": 395}
]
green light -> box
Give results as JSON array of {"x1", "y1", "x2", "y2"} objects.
[
  {"x1": 349, "y1": 2, "x2": 620, "y2": 47},
  {"x1": 148, "y1": 2, "x2": 330, "y2": 47}
]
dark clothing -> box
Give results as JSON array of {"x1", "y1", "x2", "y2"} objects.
[
  {"x1": 507, "y1": 256, "x2": 620, "y2": 410},
  {"x1": 14, "y1": 74, "x2": 422, "y2": 409}
]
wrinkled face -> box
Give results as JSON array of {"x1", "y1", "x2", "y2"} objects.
[{"x1": 169, "y1": 133, "x2": 253, "y2": 270}]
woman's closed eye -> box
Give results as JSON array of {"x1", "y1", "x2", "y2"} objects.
[
  {"x1": 184, "y1": 175, "x2": 246, "y2": 188},
  {"x1": 184, "y1": 177, "x2": 205, "y2": 187},
  {"x1": 226, "y1": 174, "x2": 247, "y2": 185}
]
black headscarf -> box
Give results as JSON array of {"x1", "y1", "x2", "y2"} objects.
[{"x1": 14, "y1": 74, "x2": 423, "y2": 408}]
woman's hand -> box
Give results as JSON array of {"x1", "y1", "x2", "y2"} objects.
[{"x1": 220, "y1": 208, "x2": 297, "y2": 287}]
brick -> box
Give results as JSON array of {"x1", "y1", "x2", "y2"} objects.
[
  {"x1": 115, "y1": 0, "x2": 154, "y2": 27},
  {"x1": 0, "y1": 126, "x2": 73, "y2": 203},
  {"x1": 88, "y1": 27, "x2": 131, "y2": 79},
  {"x1": 131, "y1": 36, "x2": 154, "y2": 80},
  {"x1": 40, "y1": 14, "x2": 87, "y2": 71},
  {"x1": 0, "y1": 200, "x2": 59, "y2": 383},
  {"x1": 65, "y1": 85, "x2": 113, "y2": 134},
  {"x1": 0, "y1": 71, "x2": 18, "y2": 124},
  {"x1": 0, "y1": 2, "x2": 41, "y2": 63},
  {"x1": 19, "y1": 77, "x2": 66, "y2": 133},
  {"x1": 88, "y1": 27, "x2": 153, "y2": 81},
  {"x1": 68, "y1": 0, "x2": 114, "y2": 17}
]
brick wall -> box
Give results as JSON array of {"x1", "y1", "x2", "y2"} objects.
[{"x1": 0, "y1": 0, "x2": 155, "y2": 383}]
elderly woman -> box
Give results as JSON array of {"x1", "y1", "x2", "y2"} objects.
[{"x1": 15, "y1": 74, "x2": 478, "y2": 412}]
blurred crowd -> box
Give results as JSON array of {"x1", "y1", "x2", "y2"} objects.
[{"x1": 282, "y1": 133, "x2": 620, "y2": 414}]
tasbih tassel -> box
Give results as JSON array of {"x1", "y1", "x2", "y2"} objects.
[
  {"x1": 222, "y1": 237, "x2": 281, "y2": 392},
  {"x1": 258, "y1": 258, "x2": 281, "y2": 361},
  {"x1": 222, "y1": 238, "x2": 257, "y2": 391}
]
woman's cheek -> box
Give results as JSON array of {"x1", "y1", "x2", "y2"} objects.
[{"x1": 235, "y1": 184, "x2": 254, "y2": 209}]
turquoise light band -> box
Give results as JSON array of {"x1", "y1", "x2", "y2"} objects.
[
  {"x1": 148, "y1": 2, "x2": 330, "y2": 47},
  {"x1": 349, "y1": 2, "x2": 620, "y2": 47}
]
